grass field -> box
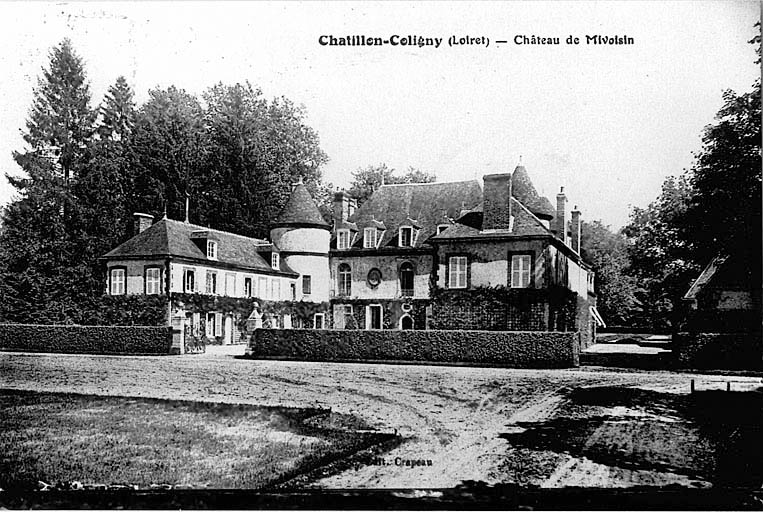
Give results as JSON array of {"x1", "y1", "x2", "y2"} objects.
[{"x1": 0, "y1": 389, "x2": 392, "y2": 491}]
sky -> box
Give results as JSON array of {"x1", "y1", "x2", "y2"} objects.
[{"x1": 0, "y1": 1, "x2": 759, "y2": 229}]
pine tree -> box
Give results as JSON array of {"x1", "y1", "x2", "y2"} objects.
[{"x1": 99, "y1": 76, "x2": 135, "y2": 142}]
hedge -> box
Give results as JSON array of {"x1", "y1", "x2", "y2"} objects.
[
  {"x1": 248, "y1": 328, "x2": 580, "y2": 368},
  {"x1": 0, "y1": 324, "x2": 173, "y2": 355},
  {"x1": 673, "y1": 331, "x2": 763, "y2": 370}
]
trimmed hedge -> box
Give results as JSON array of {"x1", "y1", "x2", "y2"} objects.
[
  {"x1": 249, "y1": 328, "x2": 580, "y2": 368},
  {"x1": 674, "y1": 331, "x2": 763, "y2": 370},
  {"x1": 0, "y1": 324, "x2": 173, "y2": 355}
]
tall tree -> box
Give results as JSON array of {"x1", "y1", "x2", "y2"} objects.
[
  {"x1": 0, "y1": 39, "x2": 96, "y2": 323},
  {"x1": 98, "y1": 76, "x2": 135, "y2": 142},
  {"x1": 348, "y1": 164, "x2": 436, "y2": 206},
  {"x1": 580, "y1": 220, "x2": 640, "y2": 326},
  {"x1": 22, "y1": 38, "x2": 96, "y2": 184}
]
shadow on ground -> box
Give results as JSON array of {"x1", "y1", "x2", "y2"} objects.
[{"x1": 500, "y1": 386, "x2": 763, "y2": 488}]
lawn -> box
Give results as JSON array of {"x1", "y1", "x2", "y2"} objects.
[{"x1": 0, "y1": 389, "x2": 394, "y2": 491}]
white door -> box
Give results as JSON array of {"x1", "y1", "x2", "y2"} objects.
[{"x1": 223, "y1": 315, "x2": 233, "y2": 345}]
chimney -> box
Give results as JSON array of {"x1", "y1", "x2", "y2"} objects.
[
  {"x1": 333, "y1": 191, "x2": 352, "y2": 225},
  {"x1": 555, "y1": 187, "x2": 567, "y2": 241},
  {"x1": 133, "y1": 213, "x2": 154, "y2": 234},
  {"x1": 483, "y1": 173, "x2": 512, "y2": 230},
  {"x1": 571, "y1": 206, "x2": 581, "y2": 254}
]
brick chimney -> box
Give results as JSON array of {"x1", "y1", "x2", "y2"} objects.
[
  {"x1": 333, "y1": 191, "x2": 356, "y2": 226},
  {"x1": 133, "y1": 213, "x2": 154, "y2": 234},
  {"x1": 555, "y1": 187, "x2": 567, "y2": 241},
  {"x1": 571, "y1": 206, "x2": 581, "y2": 253},
  {"x1": 483, "y1": 173, "x2": 512, "y2": 230}
]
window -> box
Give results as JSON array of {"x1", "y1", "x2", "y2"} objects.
[
  {"x1": 437, "y1": 224, "x2": 449, "y2": 235},
  {"x1": 336, "y1": 304, "x2": 353, "y2": 329},
  {"x1": 448, "y1": 256, "x2": 467, "y2": 289},
  {"x1": 337, "y1": 229, "x2": 350, "y2": 250},
  {"x1": 302, "y1": 275, "x2": 312, "y2": 295},
  {"x1": 206, "y1": 240, "x2": 218, "y2": 260},
  {"x1": 110, "y1": 268, "x2": 125, "y2": 295},
  {"x1": 338, "y1": 263, "x2": 352, "y2": 296},
  {"x1": 206, "y1": 270, "x2": 217, "y2": 294},
  {"x1": 258, "y1": 277, "x2": 268, "y2": 299},
  {"x1": 399, "y1": 226, "x2": 413, "y2": 247},
  {"x1": 183, "y1": 269, "x2": 196, "y2": 293},
  {"x1": 366, "y1": 304, "x2": 383, "y2": 330},
  {"x1": 399, "y1": 262, "x2": 414, "y2": 296},
  {"x1": 206, "y1": 312, "x2": 223, "y2": 338},
  {"x1": 244, "y1": 277, "x2": 252, "y2": 297},
  {"x1": 290, "y1": 283, "x2": 296, "y2": 300},
  {"x1": 363, "y1": 228, "x2": 376, "y2": 248},
  {"x1": 145, "y1": 267, "x2": 161, "y2": 295},
  {"x1": 271, "y1": 253, "x2": 279, "y2": 270},
  {"x1": 314, "y1": 313, "x2": 325, "y2": 329},
  {"x1": 225, "y1": 273, "x2": 235, "y2": 296},
  {"x1": 367, "y1": 268, "x2": 382, "y2": 288},
  {"x1": 511, "y1": 255, "x2": 532, "y2": 288}
]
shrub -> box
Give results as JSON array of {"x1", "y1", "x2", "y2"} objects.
[
  {"x1": 0, "y1": 324, "x2": 173, "y2": 355},
  {"x1": 249, "y1": 329, "x2": 580, "y2": 368}
]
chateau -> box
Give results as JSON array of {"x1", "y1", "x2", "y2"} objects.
[{"x1": 103, "y1": 165, "x2": 602, "y2": 351}]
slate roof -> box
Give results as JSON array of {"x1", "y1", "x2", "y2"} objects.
[
  {"x1": 433, "y1": 197, "x2": 549, "y2": 240},
  {"x1": 273, "y1": 182, "x2": 330, "y2": 229},
  {"x1": 512, "y1": 165, "x2": 556, "y2": 220},
  {"x1": 339, "y1": 180, "x2": 483, "y2": 249},
  {"x1": 103, "y1": 218, "x2": 298, "y2": 275}
]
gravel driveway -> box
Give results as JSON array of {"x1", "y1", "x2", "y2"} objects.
[{"x1": 1, "y1": 351, "x2": 760, "y2": 488}]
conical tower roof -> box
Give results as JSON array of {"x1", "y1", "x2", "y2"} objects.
[
  {"x1": 511, "y1": 165, "x2": 555, "y2": 220},
  {"x1": 273, "y1": 181, "x2": 330, "y2": 229}
]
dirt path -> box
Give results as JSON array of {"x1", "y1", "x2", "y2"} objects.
[{"x1": 1, "y1": 352, "x2": 760, "y2": 488}]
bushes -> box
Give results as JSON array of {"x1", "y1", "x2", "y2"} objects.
[
  {"x1": 249, "y1": 329, "x2": 580, "y2": 368},
  {"x1": 674, "y1": 332, "x2": 763, "y2": 370},
  {"x1": 0, "y1": 324, "x2": 173, "y2": 355}
]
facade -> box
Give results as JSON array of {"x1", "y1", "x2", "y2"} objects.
[{"x1": 102, "y1": 165, "x2": 601, "y2": 349}]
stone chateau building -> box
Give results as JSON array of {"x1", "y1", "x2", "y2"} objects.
[{"x1": 103, "y1": 165, "x2": 602, "y2": 350}]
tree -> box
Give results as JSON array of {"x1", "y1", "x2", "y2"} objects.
[
  {"x1": 348, "y1": 164, "x2": 436, "y2": 206},
  {"x1": 580, "y1": 220, "x2": 640, "y2": 326},
  {"x1": 0, "y1": 39, "x2": 97, "y2": 323},
  {"x1": 98, "y1": 76, "x2": 135, "y2": 142},
  {"x1": 21, "y1": 38, "x2": 96, "y2": 184},
  {"x1": 199, "y1": 83, "x2": 328, "y2": 237}
]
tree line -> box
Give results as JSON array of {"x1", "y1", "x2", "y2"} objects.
[{"x1": 0, "y1": 36, "x2": 759, "y2": 328}]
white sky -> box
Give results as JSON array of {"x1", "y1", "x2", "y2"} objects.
[{"x1": 0, "y1": 1, "x2": 759, "y2": 229}]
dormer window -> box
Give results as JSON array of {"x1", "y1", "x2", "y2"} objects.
[
  {"x1": 337, "y1": 229, "x2": 350, "y2": 250},
  {"x1": 399, "y1": 226, "x2": 414, "y2": 247},
  {"x1": 271, "y1": 253, "x2": 279, "y2": 270},
  {"x1": 437, "y1": 224, "x2": 449, "y2": 235},
  {"x1": 363, "y1": 228, "x2": 377, "y2": 249},
  {"x1": 206, "y1": 240, "x2": 218, "y2": 260}
]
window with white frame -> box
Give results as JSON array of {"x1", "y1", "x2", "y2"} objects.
[
  {"x1": 338, "y1": 263, "x2": 352, "y2": 296},
  {"x1": 437, "y1": 224, "x2": 449, "y2": 235},
  {"x1": 313, "y1": 313, "x2": 325, "y2": 329},
  {"x1": 399, "y1": 226, "x2": 413, "y2": 247},
  {"x1": 271, "y1": 253, "x2": 279, "y2": 270},
  {"x1": 336, "y1": 304, "x2": 353, "y2": 329},
  {"x1": 271, "y1": 279, "x2": 281, "y2": 300},
  {"x1": 511, "y1": 254, "x2": 532, "y2": 288},
  {"x1": 366, "y1": 304, "x2": 383, "y2": 330},
  {"x1": 258, "y1": 277, "x2": 268, "y2": 299},
  {"x1": 183, "y1": 268, "x2": 196, "y2": 293},
  {"x1": 244, "y1": 277, "x2": 252, "y2": 297},
  {"x1": 337, "y1": 229, "x2": 350, "y2": 250},
  {"x1": 206, "y1": 270, "x2": 218, "y2": 294},
  {"x1": 206, "y1": 240, "x2": 218, "y2": 260},
  {"x1": 110, "y1": 268, "x2": 125, "y2": 295},
  {"x1": 448, "y1": 256, "x2": 467, "y2": 289},
  {"x1": 302, "y1": 275, "x2": 312, "y2": 295},
  {"x1": 363, "y1": 227, "x2": 377, "y2": 248},
  {"x1": 145, "y1": 267, "x2": 161, "y2": 295}
]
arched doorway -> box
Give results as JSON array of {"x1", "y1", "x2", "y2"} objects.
[{"x1": 399, "y1": 314, "x2": 414, "y2": 330}]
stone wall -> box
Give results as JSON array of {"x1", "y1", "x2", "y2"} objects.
[{"x1": 249, "y1": 328, "x2": 580, "y2": 368}]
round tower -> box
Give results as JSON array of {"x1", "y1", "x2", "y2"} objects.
[{"x1": 270, "y1": 178, "x2": 330, "y2": 303}]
